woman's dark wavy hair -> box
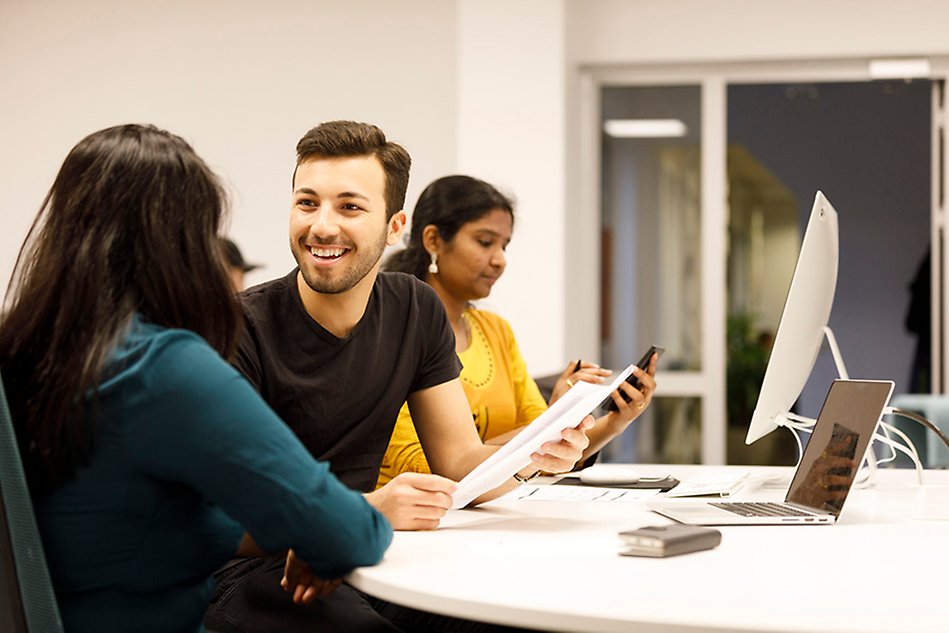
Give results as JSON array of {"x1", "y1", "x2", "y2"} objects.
[
  {"x1": 384, "y1": 175, "x2": 514, "y2": 279},
  {"x1": 0, "y1": 124, "x2": 242, "y2": 490}
]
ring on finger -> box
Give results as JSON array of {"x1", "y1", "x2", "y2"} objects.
[
  {"x1": 566, "y1": 378, "x2": 574, "y2": 388},
  {"x1": 636, "y1": 401, "x2": 646, "y2": 410}
]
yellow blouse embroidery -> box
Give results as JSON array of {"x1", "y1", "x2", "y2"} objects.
[{"x1": 376, "y1": 308, "x2": 548, "y2": 488}]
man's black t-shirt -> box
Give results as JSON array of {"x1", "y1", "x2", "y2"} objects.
[{"x1": 234, "y1": 269, "x2": 461, "y2": 492}]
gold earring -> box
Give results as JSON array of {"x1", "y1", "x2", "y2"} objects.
[{"x1": 428, "y1": 252, "x2": 438, "y2": 274}]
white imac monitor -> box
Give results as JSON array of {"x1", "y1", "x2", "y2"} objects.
[{"x1": 745, "y1": 191, "x2": 841, "y2": 445}]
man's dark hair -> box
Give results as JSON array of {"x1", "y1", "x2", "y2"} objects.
[
  {"x1": 294, "y1": 120, "x2": 411, "y2": 219},
  {"x1": 0, "y1": 123, "x2": 241, "y2": 490}
]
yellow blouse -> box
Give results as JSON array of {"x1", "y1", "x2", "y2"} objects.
[{"x1": 376, "y1": 307, "x2": 548, "y2": 488}]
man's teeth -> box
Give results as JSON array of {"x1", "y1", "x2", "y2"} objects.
[{"x1": 310, "y1": 246, "x2": 345, "y2": 258}]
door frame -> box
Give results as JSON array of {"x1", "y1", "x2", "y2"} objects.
[{"x1": 574, "y1": 57, "x2": 949, "y2": 464}]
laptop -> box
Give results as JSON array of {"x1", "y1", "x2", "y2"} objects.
[{"x1": 647, "y1": 379, "x2": 894, "y2": 525}]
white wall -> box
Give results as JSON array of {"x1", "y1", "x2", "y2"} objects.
[
  {"x1": 4, "y1": 0, "x2": 949, "y2": 380},
  {"x1": 456, "y1": 0, "x2": 567, "y2": 375},
  {"x1": 568, "y1": 0, "x2": 949, "y2": 63},
  {"x1": 0, "y1": 0, "x2": 457, "y2": 295}
]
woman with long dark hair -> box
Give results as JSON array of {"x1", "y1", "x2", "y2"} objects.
[
  {"x1": 378, "y1": 175, "x2": 657, "y2": 486},
  {"x1": 0, "y1": 124, "x2": 391, "y2": 632}
]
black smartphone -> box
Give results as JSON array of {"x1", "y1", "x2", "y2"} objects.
[{"x1": 603, "y1": 345, "x2": 664, "y2": 412}]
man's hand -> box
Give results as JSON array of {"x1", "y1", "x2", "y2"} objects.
[
  {"x1": 281, "y1": 549, "x2": 342, "y2": 605},
  {"x1": 521, "y1": 414, "x2": 594, "y2": 476},
  {"x1": 363, "y1": 472, "x2": 457, "y2": 530}
]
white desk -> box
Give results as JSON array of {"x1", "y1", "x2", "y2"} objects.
[{"x1": 349, "y1": 465, "x2": 949, "y2": 633}]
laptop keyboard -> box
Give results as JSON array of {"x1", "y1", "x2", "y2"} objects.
[{"x1": 710, "y1": 501, "x2": 814, "y2": 518}]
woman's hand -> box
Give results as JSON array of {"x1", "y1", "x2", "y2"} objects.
[
  {"x1": 548, "y1": 360, "x2": 613, "y2": 405},
  {"x1": 571, "y1": 354, "x2": 659, "y2": 464},
  {"x1": 603, "y1": 353, "x2": 659, "y2": 426}
]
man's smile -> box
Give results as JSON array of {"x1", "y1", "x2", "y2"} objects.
[{"x1": 306, "y1": 244, "x2": 351, "y2": 263}]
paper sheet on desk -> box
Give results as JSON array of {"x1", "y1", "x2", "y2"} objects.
[
  {"x1": 450, "y1": 364, "x2": 635, "y2": 509},
  {"x1": 507, "y1": 484, "x2": 660, "y2": 503}
]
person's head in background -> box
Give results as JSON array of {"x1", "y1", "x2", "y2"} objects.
[
  {"x1": 291, "y1": 120, "x2": 410, "y2": 297},
  {"x1": 0, "y1": 123, "x2": 241, "y2": 489},
  {"x1": 220, "y1": 237, "x2": 261, "y2": 292},
  {"x1": 385, "y1": 174, "x2": 514, "y2": 310}
]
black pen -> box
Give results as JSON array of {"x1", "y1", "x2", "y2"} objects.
[{"x1": 566, "y1": 359, "x2": 583, "y2": 389}]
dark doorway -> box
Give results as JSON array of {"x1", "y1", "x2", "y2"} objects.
[{"x1": 726, "y1": 80, "x2": 932, "y2": 463}]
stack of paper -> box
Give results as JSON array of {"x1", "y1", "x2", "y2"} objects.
[{"x1": 450, "y1": 364, "x2": 635, "y2": 509}]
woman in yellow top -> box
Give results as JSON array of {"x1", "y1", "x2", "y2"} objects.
[{"x1": 378, "y1": 175, "x2": 657, "y2": 486}]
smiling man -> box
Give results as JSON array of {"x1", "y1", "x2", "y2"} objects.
[{"x1": 204, "y1": 121, "x2": 591, "y2": 633}]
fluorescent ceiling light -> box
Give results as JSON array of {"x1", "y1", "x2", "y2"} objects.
[
  {"x1": 604, "y1": 119, "x2": 687, "y2": 138},
  {"x1": 868, "y1": 58, "x2": 931, "y2": 80}
]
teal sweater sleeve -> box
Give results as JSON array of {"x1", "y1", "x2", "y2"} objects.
[{"x1": 117, "y1": 328, "x2": 392, "y2": 578}]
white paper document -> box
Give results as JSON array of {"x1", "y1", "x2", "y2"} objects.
[
  {"x1": 450, "y1": 364, "x2": 635, "y2": 509},
  {"x1": 505, "y1": 484, "x2": 661, "y2": 503}
]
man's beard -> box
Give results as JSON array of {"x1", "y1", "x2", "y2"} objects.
[{"x1": 293, "y1": 229, "x2": 389, "y2": 295}]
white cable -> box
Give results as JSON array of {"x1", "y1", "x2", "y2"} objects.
[
  {"x1": 874, "y1": 444, "x2": 898, "y2": 466},
  {"x1": 878, "y1": 421, "x2": 923, "y2": 477},
  {"x1": 784, "y1": 424, "x2": 804, "y2": 467},
  {"x1": 849, "y1": 441, "x2": 876, "y2": 489},
  {"x1": 874, "y1": 450, "x2": 897, "y2": 467},
  {"x1": 871, "y1": 425, "x2": 898, "y2": 467},
  {"x1": 785, "y1": 412, "x2": 815, "y2": 426},
  {"x1": 783, "y1": 416, "x2": 813, "y2": 467},
  {"x1": 873, "y1": 422, "x2": 924, "y2": 484},
  {"x1": 853, "y1": 470, "x2": 870, "y2": 488}
]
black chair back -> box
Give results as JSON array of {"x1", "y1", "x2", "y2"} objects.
[{"x1": 0, "y1": 375, "x2": 63, "y2": 632}]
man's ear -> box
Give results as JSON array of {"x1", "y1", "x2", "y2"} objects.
[
  {"x1": 386, "y1": 210, "x2": 407, "y2": 246},
  {"x1": 421, "y1": 224, "x2": 442, "y2": 255}
]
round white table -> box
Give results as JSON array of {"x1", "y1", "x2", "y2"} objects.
[{"x1": 349, "y1": 464, "x2": 949, "y2": 633}]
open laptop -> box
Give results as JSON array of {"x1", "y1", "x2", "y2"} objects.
[{"x1": 648, "y1": 379, "x2": 894, "y2": 525}]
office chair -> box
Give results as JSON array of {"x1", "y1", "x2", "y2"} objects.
[{"x1": 0, "y1": 374, "x2": 64, "y2": 632}]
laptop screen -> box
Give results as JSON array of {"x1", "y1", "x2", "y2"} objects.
[{"x1": 785, "y1": 380, "x2": 894, "y2": 516}]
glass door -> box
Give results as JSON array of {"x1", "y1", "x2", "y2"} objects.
[
  {"x1": 599, "y1": 84, "x2": 707, "y2": 464},
  {"x1": 583, "y1": 60, "x2": 948, "y2": 465}
]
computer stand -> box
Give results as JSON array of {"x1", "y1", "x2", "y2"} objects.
[
  {"x1": 780, "y1": 326, "x2": 851, "y2": 456},
  {"x1": 778, "y1": 326, "x2": 927, "y2": 486}
]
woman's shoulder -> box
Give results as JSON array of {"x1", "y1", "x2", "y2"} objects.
[
  {"x1": 124, "y1": 317, "x2": 214, "y2": 354},
  {"x1": 106, "y1": 317, "x2": 234, "y2": 391}
]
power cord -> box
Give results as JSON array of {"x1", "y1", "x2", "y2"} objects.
[
  {"x1": 871, "y1": 407, "x2": 949, "y2": 485},
  {"x1": 873, "y1": 421, "x2": 923, "y2": 484},
  {"x1": 888, "y1": 407, "x2": 949, "y2": 451},
  {"x1": 778, "y1": 406, "x2": 949, "y2": 488}
]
